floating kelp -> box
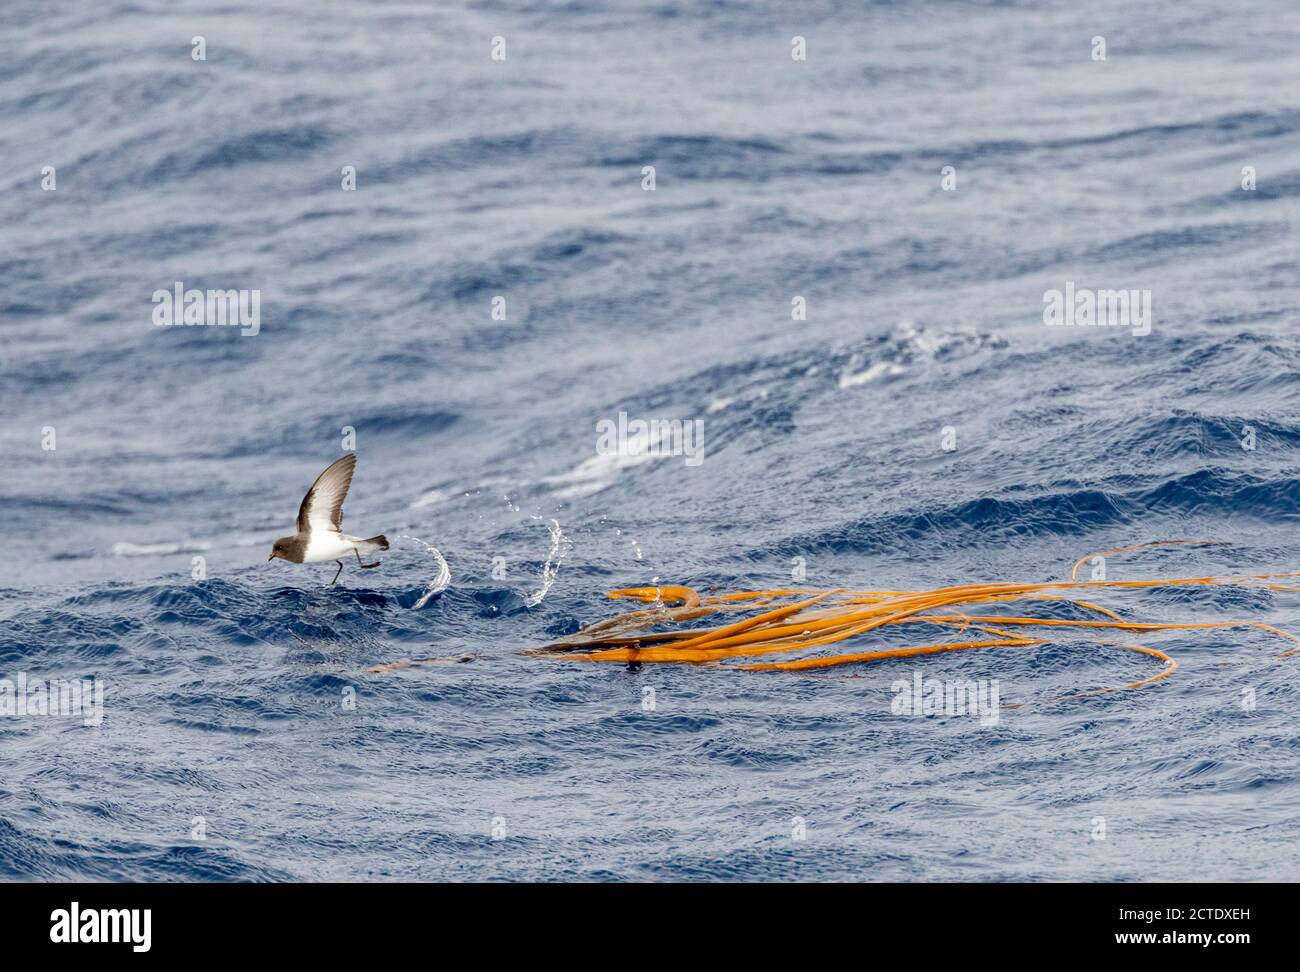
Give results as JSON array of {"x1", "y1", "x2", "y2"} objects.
[{"x1": 529, "y1": 543, "x2": 1300, "y2": 696}]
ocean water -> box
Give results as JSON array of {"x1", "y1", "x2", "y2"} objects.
[{"x1": 3, "y1": 0, "x2": 1300, "y2": 881}]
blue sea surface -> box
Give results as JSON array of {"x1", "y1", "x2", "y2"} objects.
[{"x1": 3, "y1": 0, "x2": 1300, "y2": 881}]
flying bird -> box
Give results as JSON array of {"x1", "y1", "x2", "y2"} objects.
[{"x1": 268, "y1": 454, "x2": 389, "y2": 585}]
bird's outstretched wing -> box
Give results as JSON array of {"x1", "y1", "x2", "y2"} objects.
[{"x1": 297, "y1": 454, "x2": 357, "y2": 533}]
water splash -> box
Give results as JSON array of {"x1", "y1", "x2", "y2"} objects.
[
  {"x1": 394, "y1": 535, "x2": 452, "y2": 609},
  {"x1": 523, "y1": 518, "x2": 570, "y2": 608}
]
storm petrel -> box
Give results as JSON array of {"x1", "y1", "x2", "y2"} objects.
[{"x1": 268, "y1": 454, "x2": 389, "y2": 585}]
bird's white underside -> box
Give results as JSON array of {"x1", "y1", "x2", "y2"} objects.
[{"x1": 302, "y1": 532, "x2": 380, "y2": 563}]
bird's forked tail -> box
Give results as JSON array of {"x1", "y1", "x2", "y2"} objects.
[{"x1": 364, "y1": 534, "x2": 390, "y2": 553}]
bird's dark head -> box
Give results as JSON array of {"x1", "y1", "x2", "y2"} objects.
[{"x1": 268, "y1": 537, "x2": 294, "y2": 562}]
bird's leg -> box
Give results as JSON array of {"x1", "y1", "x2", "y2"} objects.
[
  {"x1": 355, "y1": 548, "x2": 381, "y2": 569},
  {"x1": 329, "y1": 561, "x2": 344, "y2": 586}
]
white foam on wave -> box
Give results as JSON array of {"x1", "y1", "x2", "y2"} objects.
[
  {"x1": 111, "y1": 529, "x2": 287, "y2": 558},
  {"x1": 543, "y1": 421, "x2": 679, "y2": 498},
  {"x1": 412, "y1": 488, "x2": 454, "y2": 508},
  {"x1": 112, "y1": 539, "x2": 213, "y2": 557},
  {"x1": 838, "y1": 360, "x2": 908, "y2": 388},
  {"x1": 837, "y1": 320, "x2": 988, "y2": 389}
]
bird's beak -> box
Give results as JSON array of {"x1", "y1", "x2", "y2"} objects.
[{"x1": 267, "y1": 553, "x2": 274, "y2": 561}]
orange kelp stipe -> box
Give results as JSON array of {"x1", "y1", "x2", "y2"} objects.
[{"x1": 527, "y1": 542, "x2": 1300, "y2": 695}]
